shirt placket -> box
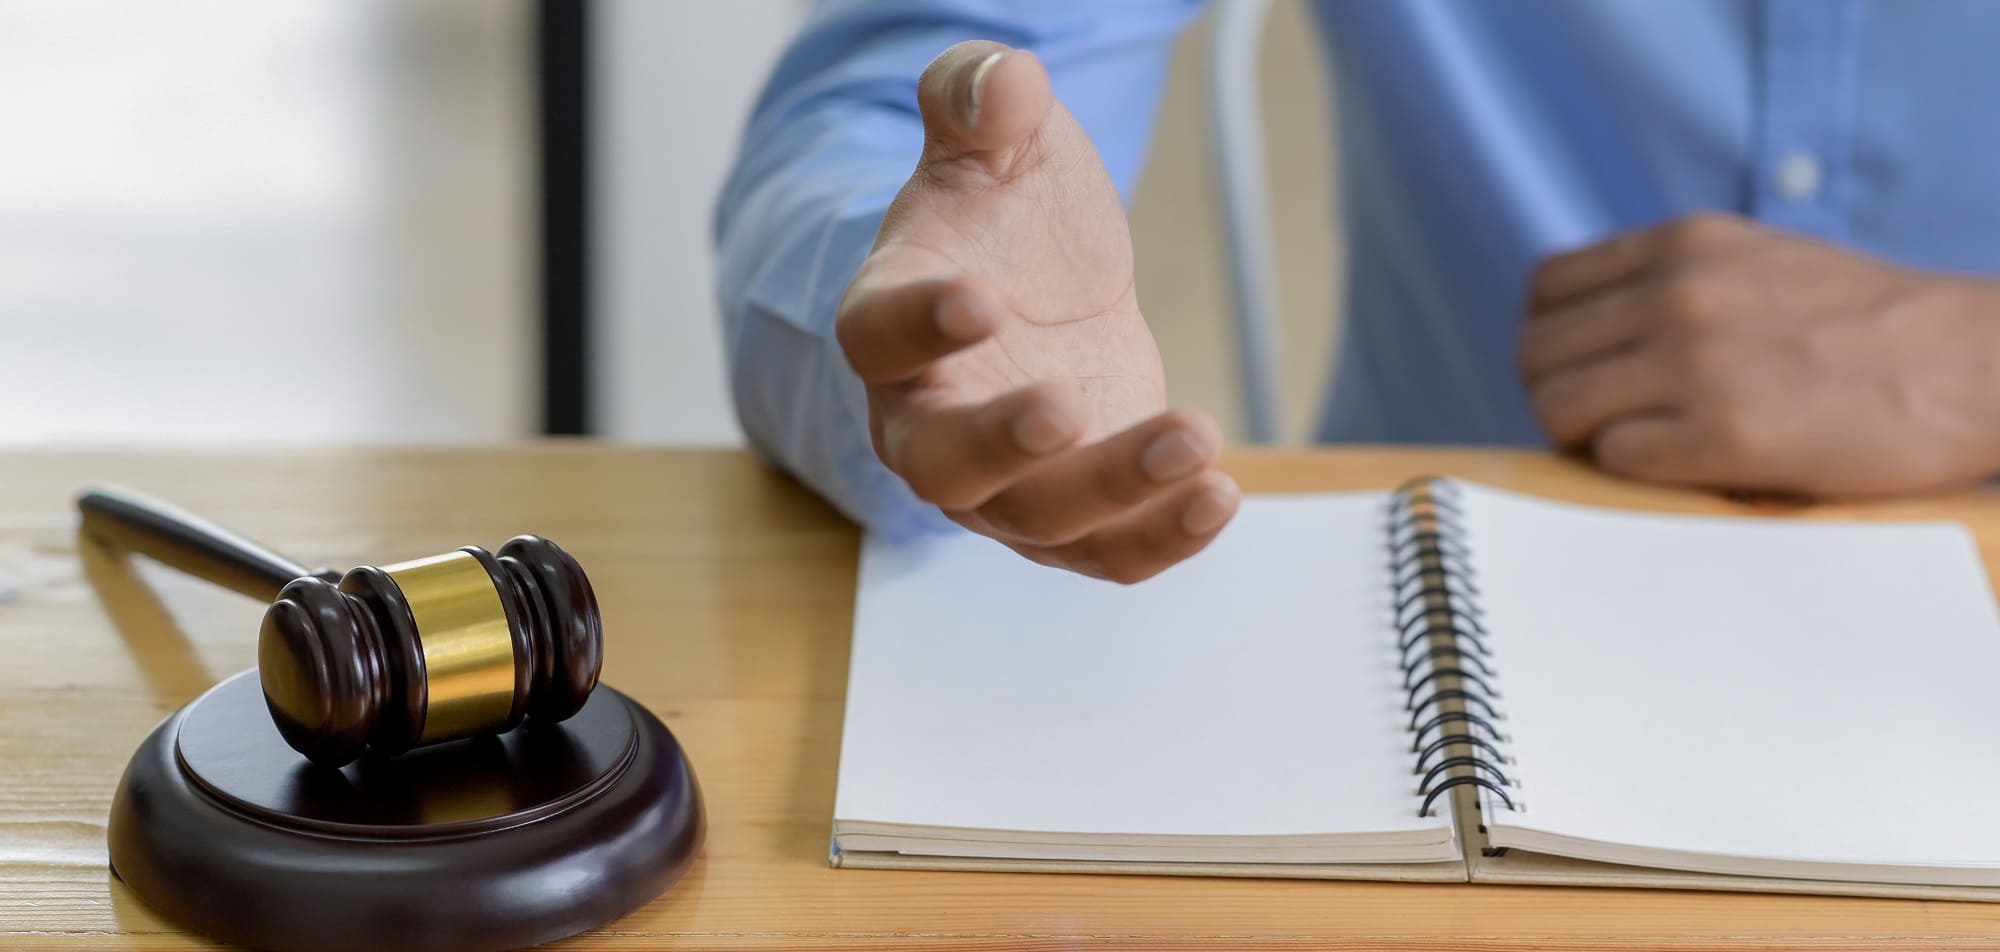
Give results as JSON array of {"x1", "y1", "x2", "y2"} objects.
[{"x1": 1752, "y1": 0, "x2": 1865, "y2": 237}]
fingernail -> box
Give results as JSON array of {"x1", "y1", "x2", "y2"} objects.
[
  {"x1": 1068, "y1": 555, "x2": 1111, "y2": 580},
  {"x1": 1140, "y1": 430, "x2": 1207, "y2": 482},
  {"x1": 1179, "y1": 489, "x2": 1238, "y2": 536},
  {"x1": 965, "y1": 50, "x2": 1008, "y2": 125},
  {"x1": 1011, "y1": 406, "x2": 1072, "y2": 455}
]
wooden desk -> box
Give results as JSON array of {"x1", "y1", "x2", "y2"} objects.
[{"x1": 3, "y1": 446, "x2": 1999, "y2": 950}]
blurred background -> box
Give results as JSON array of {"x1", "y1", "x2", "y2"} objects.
[{"x1": 2, "y1": 0, "x2": 1339, "y2": 447}]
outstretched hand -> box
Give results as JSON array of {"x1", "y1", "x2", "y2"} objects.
[{"x1": 838, "y1": 42, "x2": 1241, "y2": 582}]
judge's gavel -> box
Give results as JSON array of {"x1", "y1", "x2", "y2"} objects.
[{"x1": 77, "y1": 488, "x2": 603, "y2": 768}]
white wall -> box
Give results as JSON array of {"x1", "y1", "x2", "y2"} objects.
[
  {"x1": 0, "y1": 0, "x2": 535, "y2": 444},
  {"x1": 591, "y1": 0, "x2": 807, "y2": 444},
  {"x1": 0, "y1": 2, "x2": 1336, "y2": 448}
]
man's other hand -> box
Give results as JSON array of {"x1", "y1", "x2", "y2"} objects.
[{"x1": 1521, "y1": 212, "x2": 2000, "y2": 496}]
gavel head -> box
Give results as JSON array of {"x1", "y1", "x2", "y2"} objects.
[{"x1": 256, "y1": 536, "x2": 603, "y2": 767}]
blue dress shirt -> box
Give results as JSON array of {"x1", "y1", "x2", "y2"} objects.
[{"x1": 715, "y1": 0, "x2": 2000, "y2": 538}]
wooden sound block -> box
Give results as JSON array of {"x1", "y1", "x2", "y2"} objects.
[{"x1": 109, "y1": 670, "x2": 704, "y2": 952}]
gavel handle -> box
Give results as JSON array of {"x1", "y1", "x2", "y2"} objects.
[{"x1": 77, "y1": 488, "x2": 342, "y2": 601}]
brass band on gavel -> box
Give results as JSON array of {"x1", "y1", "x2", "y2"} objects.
[{"x1": 260, "y1": 536, "x2": 603, "y2": 767}]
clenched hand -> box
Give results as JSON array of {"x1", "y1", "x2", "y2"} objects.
[{"x1": 1522, "y1": 213, "x2": 2000, "y2": 497}]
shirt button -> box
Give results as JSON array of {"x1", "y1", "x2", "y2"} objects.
[{"x1": 1773, "y1": 151, "x2": 1824, "y2": 201}]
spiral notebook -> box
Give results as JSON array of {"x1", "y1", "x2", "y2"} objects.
[{"x1": 832, "y1": 478, "x2": 2000, "y2": 900}]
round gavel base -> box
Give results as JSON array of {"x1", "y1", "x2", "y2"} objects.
[{"x1": 109, "y1": 671, "x2": 704, "y2": 952}]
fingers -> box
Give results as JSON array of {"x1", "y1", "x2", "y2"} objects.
[
  {"x1": 1527, "y1": 212, "x2": 1752, "y2": 311},
  {"x1": 837, "y1": 274, "x2": 1003, "y2": 384},
  {"x1": 916, "y1": 41, "x2": 1053, "y2": 166},
  {"x1": 1591, "y1": 414, "x2": 1712, "y2": 485},
  {"x1": 887, "y1": 383, "x2": 1088, "y2": 511},
  {"x1": 887, "y1": 392, "x2": 1237, "y2": 584},
  {"x1": 1522, "y1": 214, "x2": 1764, "y2": 452},
  {"x1": 1012, "y1": 471, "x2": 1243, "y2": 584},
  {"x1": 1528, "y1": 343, "x2": 1676, "y2": 448},
  {"x1": 1517, "y1": 283, "x2": 1651, "y2": 379},
  {"x1": 966, "y1": 409, "x2": 1226, "y2": 547},
  {"x1": 1529, "y1": 231, "x2": 1655, "y2": 312}
]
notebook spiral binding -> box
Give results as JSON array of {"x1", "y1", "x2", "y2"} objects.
[{"x1": 1386, "y1": 476, "x2": 1523, "y2": 820}]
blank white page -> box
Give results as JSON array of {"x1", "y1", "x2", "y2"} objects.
[
  {"x1": 835, "y1": 494, "x2": 1448, "y2": 845},
  {"x1": 1461, "y1": 483, "x2": 2000, "y2": 882}
]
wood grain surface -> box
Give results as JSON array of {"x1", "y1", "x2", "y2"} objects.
[{"x1": 2, "y1": 446, "x2": 1998, "y2": 949}]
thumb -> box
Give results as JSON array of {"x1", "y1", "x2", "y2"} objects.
[{"x1": 916, "y1": 41, "x2": 1052, "y2": 162}]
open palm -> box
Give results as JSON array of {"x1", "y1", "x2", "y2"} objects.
[{"x1": 837, "y1": 43, "x2": 1238, "y2": 582}]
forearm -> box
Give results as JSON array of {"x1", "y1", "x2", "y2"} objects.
[
  {"x1": 713, "y1": 0, "x2": 1201, "y2": 535},
  {"x1": 717, "y1": 101, "x2": 933, "y2": 536}
]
